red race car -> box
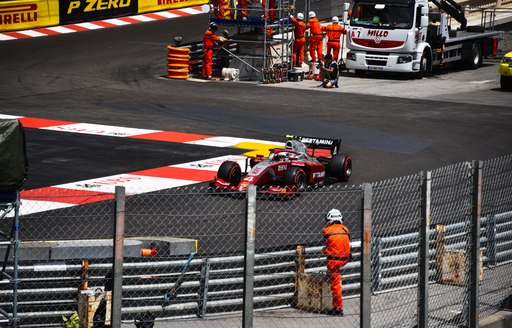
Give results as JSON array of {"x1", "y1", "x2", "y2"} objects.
[{"x1": 210, "y1": 135, "x2": 352, "y2": 196}]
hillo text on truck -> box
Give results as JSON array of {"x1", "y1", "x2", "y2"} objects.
[{"x1": 345, "y1": 0, "x2": 501, "y2": 77}]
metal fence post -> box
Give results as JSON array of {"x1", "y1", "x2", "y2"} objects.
[
  {"x1": 469, "y1": 161, "x2": 482, "y2": 328},
  {"x1": 243, "y1": 185, "x2": 257, "y2": 328},
  {"x1": 418, "y1": 171, "x2": 431, "y2": 328},
  {"x1": 197, "y1": 258, "x2": 211, "y2": 318},
  {"x1": 111, "y1": 186, "x2": 125, "y2": 328},
  {"x1": 361, "y1": 183, "x2": 372, "y2": 328}
]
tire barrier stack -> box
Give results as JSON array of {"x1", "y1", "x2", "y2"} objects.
[{"x1": 167, "y1": 45, "x2": 190, "y2": 80}]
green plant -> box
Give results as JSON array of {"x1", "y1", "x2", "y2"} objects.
[{"x1": 62, "y1": 312, "x2": 81, "y2": 328}]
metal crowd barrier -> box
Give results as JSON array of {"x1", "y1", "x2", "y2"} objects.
[{"x1": 1, "y1": 212, "x2": 510, "y2": 326}]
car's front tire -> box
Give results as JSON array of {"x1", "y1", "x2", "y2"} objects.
[
  {"x1": 217, "y1": 161, "x2": 242, "y2": 186},
  {"x1": 501, "y1": 75, "x2": 512, "y2": 91},
  {"x1": 283, "y1": 167, "x2": 307, "y2": 192}
]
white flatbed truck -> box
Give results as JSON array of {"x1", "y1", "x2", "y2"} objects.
[{"x1": 345, "y1": 0, "x2": 502, "y2": 77}]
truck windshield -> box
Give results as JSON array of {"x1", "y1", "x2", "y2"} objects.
[{"x1": 350, "y1": 2, "x2": 414, "y2": 29}]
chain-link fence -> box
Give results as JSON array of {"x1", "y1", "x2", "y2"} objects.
[{"x1": 1, "y1": 155, "x2": 511, "y2": 327}]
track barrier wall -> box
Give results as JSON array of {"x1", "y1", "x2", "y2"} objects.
[{"x1": 0, "y1": 154, "x2": 511, "y2": 327}]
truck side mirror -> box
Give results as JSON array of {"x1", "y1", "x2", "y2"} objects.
[
  {"x1": 421, "y1": 16, "x2": 429, "y2": 28},
  {"x1": 421, "y1": 6, "x2": 428, "y2": 15}
]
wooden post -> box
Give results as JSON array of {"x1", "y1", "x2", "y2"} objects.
[
  {"x1": 435, "y1": 224, "x2": 446, "y2": 282},
  {"x1": 295, "y1": 245, "x2": 305, "y2": 298},
  {"x1": 81, "y1": 260, "x2": 89, "y2": 290}
]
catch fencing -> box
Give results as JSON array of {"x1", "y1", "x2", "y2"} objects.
[{"x1": 0, "y1": 155, "x2": 511, "y2": 327}]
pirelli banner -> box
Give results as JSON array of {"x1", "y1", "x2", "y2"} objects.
[
  {"x1": 0, "y1": 0, "x2": 206, "y2": 32},
  {"x1": 0, "y1": 0, "x2": 59, "y2": 32},
  {"x1": 138, "y1": 0, "x2": 207, "y2": 15},
  {"x1": 59, "y1": 0, "x2": 138, "y2": 24}
]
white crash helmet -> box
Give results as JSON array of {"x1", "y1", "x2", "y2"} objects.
[
  {"x1": 297, "y1": 12, "x2": 304, "y2": 20},
  {"x1": 326, "y1": 209, "x2": 343, "y2": 224},
  {"x1": 309, "y1": 11, "x2": 316, "y2": 18},
  {"x1": 332, "y1": 16, "x2": 339, "y2": 23}
]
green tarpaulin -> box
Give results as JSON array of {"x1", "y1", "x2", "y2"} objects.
[{"x1": 0, "y1": 119, "x2": 28, "y2": 193}]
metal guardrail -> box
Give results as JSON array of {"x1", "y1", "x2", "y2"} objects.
[{"x1": 1, "y1": 211, "x2": 510, "y2": 325}]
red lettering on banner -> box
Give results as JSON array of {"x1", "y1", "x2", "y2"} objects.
[
  {"x1": 0, "y1": 4, "x2": 38, "y2": 25},
  {"x1": 157, "y1": 0, "x2": 188, "y2": 5}
]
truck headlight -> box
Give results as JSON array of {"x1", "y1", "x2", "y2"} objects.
[
  {"x1": 347, "y1": 52, "x2": 356, "y2": 61},
  {"x1": 397, "y1": 55, "x2": 413, "y2": 64}
]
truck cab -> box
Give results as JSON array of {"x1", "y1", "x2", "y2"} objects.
[
  {"x1": 345, "y1": 0, "x2": 500, "y2": 77},
  {"x1": 346, "y1": 0, "x2": 431, "y2": 77}
]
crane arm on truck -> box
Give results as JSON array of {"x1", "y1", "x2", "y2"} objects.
[{"x1": 430, "y1": 0, "x2": 467, "y2": 29}]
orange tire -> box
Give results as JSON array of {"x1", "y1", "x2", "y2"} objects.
[
  {"x1": 167, "y1": 57, "x2": 190, "y2": 65},
  {"x1": 167, "y1": 68, "x2": 189, "y2": 79},
  {"x1": 167, "y1": 46, "x2": 190, "y2": 56},
  {"x1": 167, "y1": 63, "x2": 189, "y2": 69}
]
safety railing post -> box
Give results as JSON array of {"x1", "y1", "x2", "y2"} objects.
[
  {"x1": 12, "y1": 191, "x2": 20, "y2": 328},
  {"x1": 243, "y1": 185, "x2": 257, "y2": 328},
  {"x1": 469, "y1": 160, "x2": 482, "y2": 328},
  {"x1": 361, "y1": 183, "x2": 372, "y2": 328},
  {"x1": 111, "y1": 186, "x2": 125, "y2": 328},
  {"x1": 485, "y1": 214, "x2": 497, "y2": 267},
  {"x1": 197, "y1": 258, "x2": 211, "y2": 318},
  {"x1": 418, "y1": 171, "x2": 431, "y2": 328},
  {"x1": 371, "y1": 237, "x2": 381, "y2": 292}
]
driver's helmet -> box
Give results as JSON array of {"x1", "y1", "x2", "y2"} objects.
[
  {"x1": 275, "y1": 152, "x2": 289, "y2": 161},
  {"x1": 285, "y1": 139, "x2": 307, "y2": 154}
]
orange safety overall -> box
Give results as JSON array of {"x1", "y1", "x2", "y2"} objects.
[
  {"x1": 261, "y1": 0, "x2": 276, "y2": 21},
  {"x1": 307, "y1": 17, "x2": 323, "y2": 62},
  {"x1": 322, "y1": 23, "x2": 346, "y2": 61},
  {"x1": 202, "y1": 29, "x2": 221, "y2": 78},
  {"x1": 238, "y1": 0, "x2": 248, "y2": 19},
  {"x1": 322, "y1": 223, "x2": 351, "y2": 310},
  {"x1": 211, "y1": 0, "x2": 225, "y2": 19},
  {"x1": 291, "y1": 16, "x2": 306, "y2": 65}
]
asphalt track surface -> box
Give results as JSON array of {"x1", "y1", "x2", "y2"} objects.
[{"x1": 1, "y1": 13, "x2": 512, "y2": 251}]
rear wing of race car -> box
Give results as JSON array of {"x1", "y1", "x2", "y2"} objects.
[{"x1": 285, "y1": 135, "x2": 342, "y2": 157}]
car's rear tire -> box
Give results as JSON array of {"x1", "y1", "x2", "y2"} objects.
[
  {"x1": 329, "y1": 154, "x2": 352, "y2": 182},
  {"x1": 501, "y1": 75, "x2": 512, "y2": 91},
  {"x1": 283, "y1": 167, "x2": 307, "y2": 192},
  {"x1": 218, "y1": 161, "x2": 242, "y2": 186}
]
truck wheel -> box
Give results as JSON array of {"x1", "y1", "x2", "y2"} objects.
[
  {"x1": 283, "y1": 167, "x2": 307, "y2": 192},
  {"x1": 466, "y1": 42, "x2": 482, "y2": 69},
  {"x1": 218, "y1": 161, "x2": 242, "y2": 186},
  {"x1": 329, "y1": 154, "x2": 352, "y2": 182},
  {"x1": 501, "y1": 75, "x2": 512, "y2": 91},
  {"x1": 416, "y1": 51, "x2": 431, "y2": 79}
]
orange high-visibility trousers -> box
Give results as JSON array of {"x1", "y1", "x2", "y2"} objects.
[
  {"x1": 327, "y1": 259, "x2": 346, "y2": 310},
  {"x1": 309, "y1": 35, "x2": 323, "y2": 62},
  {"x1": 202, "y1": 48, "x2": 214, "y2": 77},
  {"x1": 293, "y1": 37, "x2": 306, "y2": 65},
  {"x1": 326, "y1": 41, "x2": 341, "y2": 61}
]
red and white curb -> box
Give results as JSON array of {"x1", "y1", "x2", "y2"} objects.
[
  {"x1": 0, "y1": 114, "x2": 281, "y2": 215},
  {"x1": 0, "y1": 6, "x2": 203, "y2": 41}
]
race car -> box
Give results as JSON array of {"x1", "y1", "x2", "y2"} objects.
[
  {"x1": 210, "y1": 135, "x2": 352, "y2": 195},
  {"x1": 499, "y1": 51, "x2": 512, "y2": 91}
]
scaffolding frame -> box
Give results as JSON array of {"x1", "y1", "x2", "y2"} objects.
[
  {"x1": 208, "y1": 0, "x2": 297, "y2": 80},
  {"x1": 0, "y1": 192, "x2": 21, "y2": 328}
]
